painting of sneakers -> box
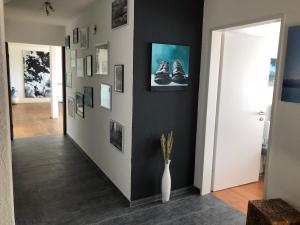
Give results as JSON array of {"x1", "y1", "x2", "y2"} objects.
[{"x1": 151, "y1": 43, "x2": 190, "y2": 91}]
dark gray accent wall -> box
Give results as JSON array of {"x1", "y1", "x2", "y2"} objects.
[{"x1": 131, "y1": 0, "x2": 204, "y2": 200}]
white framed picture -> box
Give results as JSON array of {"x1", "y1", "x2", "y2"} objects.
[
  {"x1": 95, "y1": 43, "x2": 109, "y2": 76},
  {"x1": 76, "y1": 58, "x2": 85, "y2": 77},
  {"x1": 71, "y1": 50, "x2": 76, "y2": 68},
  {"x1": 67, "y1": 97, "x2": 75, "y2": 118},
  {"x1": 100, "y1": 83, "x2": 112, "y2": 110},
  {"x1": 80, "y1": 27, "x2": 89, "y2": 49},
  {"x1": 86, "y1": 55, "x2": 92, "y2": 77}
]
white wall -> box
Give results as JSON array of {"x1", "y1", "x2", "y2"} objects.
[
  {"x1": 5, "y1": 18, "x2": 65, "y2": 46},
  {"x1": 0, "y1": 0, "x2": 15, "y2": 224},
  {"x1": 195, "y1": 0, "x2": 300, "y2": 211},
  {"x1": 8, "y1": 43, "x2": 51, "y2": 103},
  {"x1": 66, "y1": 0, "x2": 134, "y2": 200}
]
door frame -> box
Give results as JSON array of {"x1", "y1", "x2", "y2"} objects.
[
  {"x1": 5, "y1": 42, "x2": 13, "y2": 140},
  {"x1": 199, "y1": 15, "x2": 285, "y2": 196},
  {"x1": 6, "y1": 44, "x2": 67, "y2": 139}
]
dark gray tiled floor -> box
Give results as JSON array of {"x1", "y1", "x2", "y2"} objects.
[{"x1": 13, "y1": 135, "x2": 246, "y2": 225}]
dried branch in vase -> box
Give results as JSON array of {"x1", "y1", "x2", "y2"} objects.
[{"x1": 160, "y1": 131, "x2": 173, "y2": 164}]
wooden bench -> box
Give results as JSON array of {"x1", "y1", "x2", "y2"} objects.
[{"x1": 247, "y1": 199, "x2": 300, "y2": 225}]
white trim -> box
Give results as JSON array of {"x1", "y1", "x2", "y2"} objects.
[{"x1": 196, "y1": 14, "x2": 285, "y2": 196}]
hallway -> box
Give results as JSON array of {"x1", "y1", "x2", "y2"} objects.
[{"x1": 13, "y1": 135, "x2": 246, "y2": 225}]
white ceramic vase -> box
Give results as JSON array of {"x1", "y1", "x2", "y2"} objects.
[{"x1": 162, "y1": 160, "x2": 171, "y2": 203}]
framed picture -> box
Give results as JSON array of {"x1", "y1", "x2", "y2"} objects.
[
  {"x1": 84, "y1": 87, "x2": 93, "y2": 108},
  {"x1": 23, "y1": 50, "x2": 51, "y2": 98},
  {"x1": 114, "y1": 65, "x2": 124, "y2": 92},
  {"x1": 65, "y1": 35, "x2": 70, "y2": 49},
  {"x1": 71, "y1": 50, "x2": 76, "y2": 68},
  {"x1": 112, "y1": 0, "x2": 128, "y2": 29},
  {"x1": 86, "y1": 55, "x2": 93, "y2": 77},
  {"x1": 282, "y1": 26, "x2": 300, "y2": 103},
  {"x1": 151, "y1": 43, "x2": 190, "y2": 91},
  {"x1": 76, "y1": 92, "x2": 84, "y2": 118},
  {"x1": 67, "y1": 97, "x2": 75, "y2": 118},
  {"x1": 76, "y1": 58, "x2": 85, "y2": 77},
  {"x1": 66, "y1": 72, "x2": 72, "y2": 88},
  {"x1": 269, "y1": 58, "x2": 276, "y2": 87},
  {"x1": 80, "y1": 27, "x2": 89, "y2": 49},
  {"x1": 100, "y1": 83, "x2": 112, "y2": 110},
  {"x1": 110, "y1": 120, "x2": 124, "y2": 152},
  {"x1": 73, "y1": 27, "x2": 79, "y2": 44},
  {"x1": 95, "y1": 43, "x2": 109, "y2": 76}
]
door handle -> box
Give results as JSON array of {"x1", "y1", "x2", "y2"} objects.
[{"x1": 258, "y1": 111, "x2": 266, "y2": 116}]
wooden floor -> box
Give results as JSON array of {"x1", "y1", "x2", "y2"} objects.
[
  {"x1": 12, "y1": 103, "x2": 63, "y2": 138},
  {"x1": 212, "y1": 176, "x2": 264, "y2": 215}
]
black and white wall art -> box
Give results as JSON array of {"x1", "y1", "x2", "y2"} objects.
[
  {"x1": 23, "y1": 50, "x2": 51, "y2": 98},
  {"x1": 95, "y1": 43, "x2": 109, "y2": 75},
  {"x1": 73, "y1": 27, "x2": 79, "y2": 44},
  {"x1": 65, "y1": 35, "x2": 70, "y2": 49},
  {"x1": 80, "y1": 27, "x2": 89, "y2": 49},
  {"x1": 86, "y1": 55, "x2": 93, "y2": 77},
  {"x1": 68, "y1": 97, "x2": 75, "y2": 118},
  {"x1": 112, "y1": 0, "x2": 128, "y2": 29},
  {"x1": 110, "y1": 120, "x2": 124, "y2": 152},
  {"x1": 114, "y1": 64, "x2": 124, "y2": 92},
  {"x1": 76, "y1": 92, "x2": 84, "y2": 118}
]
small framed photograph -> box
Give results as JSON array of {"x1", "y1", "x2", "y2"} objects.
[
  {"x1": 73, "y1": 28, "x2": 79, "y2": 44},
  {"x1": 86, "y1": 55, "x2": 93, "y2": 77},
  {"x1": 112, "y1": 0, "x2": 128, "y2": 29},
  {"x1": 76, "y1": 92, "x2": 84, "y2": 118},
  {"x1": 110, "y1": 120, "x2": 124, "y2": 152},
  {"x1": 114, "y1": 65, "x2": 124, "y2": 92},
  {"x1": 95, "y1": 43, "x2": 109, "y2": 76},
  {"x1": 80, "y1": 27, "x2": 89, "y2": 49},
  {"x1": 76, "y1": 58, "x2": 85, "y2": 77},
  {"x1": 71, "y1": 50, "x2": 76, "y2": 68},
  {"x1": 100, "y1": 83, "x2": 112, "y2": 110},
  {"x1": 84, "y1": 86, "x2": 93, "y2": 108},
  {"x1": 66, "y1": 72, "x2": 72, "y2": 88},
  {"x1": 67, "y1": 97, "x2": 75, "y2": 118},
  {"x1": 65, "y1": 35, "x2": 70, "y2": 49}
]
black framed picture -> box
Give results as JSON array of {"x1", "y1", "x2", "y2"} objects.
[
  {"x1": 65, "y1": 35, "x2": 70, "y2": 49},
  {"x1": 112, "y1": 0, "x2": 128, "y2": 29},
  {"x1": 151, "y1": 43, "x2": 190, "y2": 91},
  {"x1": 114, "y1": 65, "x2": 124, "y2": 92},
  {"x1": 76, "y1": 92, "x2": 84, "y2": 118},
  {"x1": 84, "y1": 87, "x2": 93, "y2": 108},
  {"x1": 73, "y1": 28, "x2": 79, "y2": 44},
  {"x1": 86, "y1": 55, "x2": 93, "y2": 77},
  {"x1": 110, "y1": 120, "x2": 124, "y2": 152}
]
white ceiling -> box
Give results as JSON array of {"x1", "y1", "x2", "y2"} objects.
[
  {"x1": 236, "y1": 22, "x2": 281, "y2": 39},
  {"x1": 4, "y1": 0, "x2": 97, "y2": 26}
]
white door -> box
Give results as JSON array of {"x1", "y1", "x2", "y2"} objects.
[{"x1": 212, "y1": 31, "x2": 271, "y2": 191}]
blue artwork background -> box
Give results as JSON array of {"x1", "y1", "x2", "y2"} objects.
[
  {"x1": 151, "y1": 43, "x2": 190, "y2": 76},
  {"x1": 269, "y1": 58, "x2": 276, "y2": 86},
  {"x1": 282, "y1": 26, "x2": 300, "y2": 103}
]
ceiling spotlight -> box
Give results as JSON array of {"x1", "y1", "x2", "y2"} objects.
[{"x1": 42, "y1": 1, "x2": 55, "y2": 16}]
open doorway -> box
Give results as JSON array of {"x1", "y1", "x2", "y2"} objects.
[
  {"x1": 7, "y1": 42, "x2": 65, "y2": 139},
  {"x1": 206, "y1": 19, "x2": 282, "y2": 214}
]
